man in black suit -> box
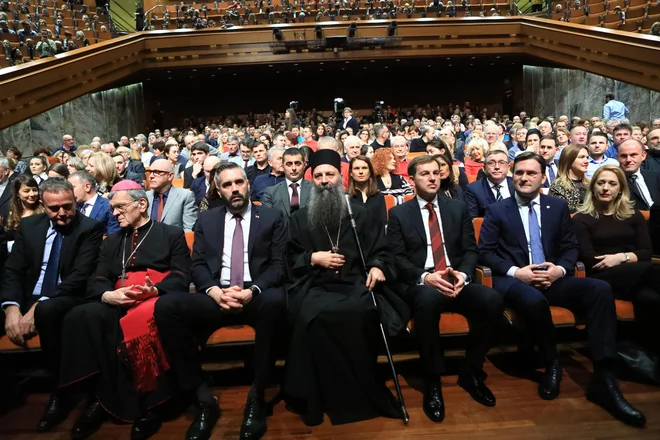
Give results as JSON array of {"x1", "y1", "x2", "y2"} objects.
[
  {"x1": 111, "y1": 153, "x2": 144, "y2": 187},
  {"x1": 183, "y1": 142, "x2": 209, "y2": 189},
  {"x1": 478, "y1": 152, "x2": 645, "y2": 427},
  {"x1": 155, "y1": 162, "x2": 287, "y2": 440},
  {"x1": 618, "y1": 139, "x2": 659, "y2": 210},
  {"x1": 0, "y1": 158, "x2": 18, "y2": 220},
  {"x1": 539, "y1": 135, "x2": 559, "y2": 188},
  {"x1": 410, "y1": 125, "x2": 435, "y2": 152},
  {"x1": 387, "y1": 155, "x2": 503, "y2": 422},
  {"x1": 0, "y1": 178, "x2": 103, "y2": 432},
  {"x1": 464, "y1": 150, "x2": 514, "y2": 218},
  {"x1": 340, "y1": 107, "x2": 360, "y2": 135},
  {"x1": 245, "y1": 141, "x2": 271, "y2": 184}
]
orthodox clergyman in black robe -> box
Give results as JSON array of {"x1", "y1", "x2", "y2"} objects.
[
  {"x1": 58, "y1": 181, "x2": 191, "y2": 440},
  {"x1": 283, "y1": 149, "x2": 410, "y2": 426}
]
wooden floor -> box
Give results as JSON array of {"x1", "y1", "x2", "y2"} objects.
[{"x1": 1, "y1": 349, "x2": 659, "y2": 439}]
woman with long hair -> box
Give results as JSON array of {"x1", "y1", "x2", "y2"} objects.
[
  {"x1": 86, "y1": 152, "x2": 119, "y2": 197},
  {"x1": 66, "y1": 156, "x2": 86, "y2": 174},
  {"x1": 335, "y1": 129, "x2": 348, "y2": 156},
  {"x1": 53, "y1": 150, "x2": 71, "y2": 164},
  {"x1": 549, "y1": 144, "x2": 589, "y2": 212},
  {"x1": 1, "y1": 175, "x2": 44, "y2": 241},
  {"x1": 29, "y1": 155, "x2": 49, "y2": 184},
  {"x1": 315, "y1": 124, "x2": 327, "y2": 140},
  {"x1": 434, "y1": 152, "x2": 464, "y2": 200},
  {"x1": 199, "y1": 162, "x2": 225, "y2": 212},
  {"x1": 348, "y1": 156, "x2": 387, "y2": 228},
  {"x1": 358, "y1": 128, "x2": 371, "y2": 145},
  {"x1": 371, "y1": 147, "x2": 414, "y2": 202},
  {"x1": 47, "y1": 162, "x2": 70, "y2": 179},
  {"x1": 573, "y1": 165, "x2": 660, "y2": 352},
  {"x1": 285, "y1": 107, "x2": 300, "y2": 131}
]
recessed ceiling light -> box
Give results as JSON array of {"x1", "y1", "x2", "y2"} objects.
[
  {"x1": 211, "y1": 74, "x2": 215, "y2": 77},
  {"x1": 192, "y1": 69, "x2": 197, "y2": 72},
  {"x1": 268, "y1": 64, "x2": 273, "y2": 67}
]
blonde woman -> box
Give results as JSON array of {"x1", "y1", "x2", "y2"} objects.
[
  {"x1": 86, "y1": 152, "x2": 119, "y2": 197},
  {"x1": 464, "y1": 138, "x2": 487, "y2": 175},
  {"x1": 549, "y1": 144, "x2": 589, "y2": 212},
  {"x1": 573, "y1": 165, "x2": 660, "y2": 352}
]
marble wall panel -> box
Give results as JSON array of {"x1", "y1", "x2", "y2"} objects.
[
  {"x1": 523, "y1": 66, "x2": 658, "y2": 121},
  {"x1": 0, "y1": 83, "x2": 144, "y2": 156}
]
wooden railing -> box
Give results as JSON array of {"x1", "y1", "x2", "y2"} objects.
[{"x1": 0, "y1": 16, "x2": 658, "y2": 130}]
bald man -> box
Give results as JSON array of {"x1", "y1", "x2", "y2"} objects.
[
  {"x1": 618, "y1": 139, "x2": 660, "y2": 211},
  {"x1": 147, "y1": 159, "x2": 198, "y2": 231},
  {"x1": 191, "y1": 156, "x2": 222, "y2": 206},
  {"x1": 642, "y1": 128, "x2": 660, "y2": 173}
]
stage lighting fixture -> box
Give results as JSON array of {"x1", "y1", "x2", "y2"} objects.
[
  {"x1": 348, "y1": 22, "x2": 357, "y2": 38},
  {"x1": 273, "y1": 28, "x2": 283, "y2": 41},
  {"x1": 387, "y1": 21, "x2": 398, "y2": 37},
  {"x1": 315, "y1": 25, "x2": 323, "y2": 39}
]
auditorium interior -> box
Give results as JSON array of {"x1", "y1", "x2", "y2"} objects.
[{"x1": 0, "y1": 0, "x2": 659, "y2": 438}]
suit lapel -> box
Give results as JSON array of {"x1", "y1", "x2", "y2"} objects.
[
  {"x1": 300, "y1": 180, "x2": 311, "y2": 207},
  {"x1": 482, "y1": 178, "x2": 496, "y2": 204},
  {"x1": 33, "y1": 216, "x2": 49, "y2": 273},
  {"x1": 248, "y1": 204, "x2": 260, "y2": 255},
  {"x1": 539, "y1": 195, "x2": 554, "y2": 254},
  {"x1": 504, "y1": 197, "x2": 528, "y2": 251},
  {"x1": 642, "y1": 171, "x2": 660, "y2": 206},
  {"x1": 437, "y1": 197, "x2": 456, "y2": 247},
  {"x1": 161, "y1": 187, "x2": 178, "y2": 221},
  {"x1": 89, "y1": 200, "x2": 101, "y2": 220},
  {"x1": 278, "y1": 182, "x2": 290, "y2": 216},
  {"x1": 408, "y1": 199, "x2": 427, "y2": 243}
]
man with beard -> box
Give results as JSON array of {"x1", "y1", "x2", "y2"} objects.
[
  {"x1": 642, "y1": 128, "x2": 660, "y2": 172},
  {"x1": 57, "y1": 180, "x2": 192, "y2": 440},
  {"x1": 155, "y1": 162, "x2": 287, "y2": 440},
  {"x1": 284, "y1": 149, "x2": 410, "y2": 427}
]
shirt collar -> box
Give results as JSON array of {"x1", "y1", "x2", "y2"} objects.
[
  {"x1": 225, "y1": 202, "x2": 252, "y2": 223},
  {"x1": 86, "y1": 194, "x2": 98, "y2": 208},
  {"x1": 514, "y1": 192, "x2": 541, "y2": 207},
  {"x1": 285, "y1": 178, "x2": 301, "y2": 187},
  {"x1": 416, "y1": 194, "x2": 438, "y2": 209},
  {"x1": 488, "y1": 178, "x2": 506, "y2": 189}
]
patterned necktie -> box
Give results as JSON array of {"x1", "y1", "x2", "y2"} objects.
[
  {"x1": 290, "y1": 182, "x2": 299, "y2": 211},
  {"x1": 547, "y1": 164, "x2": 556, "y2": 184},
  {"x1": 493, "y1": 184, "x2": 503, "y2": 202},
  {"x1": 425, "y1": 203, "x2": 447, "y2": 271},
  {"x1": 527, "y1": 201, "x2": 546, "y2": 265},
  {"x1": 229, "y1": 215, "x2": 244, "y2": 288},
  {"x1": 41, "y1": 232, "x2": 62, "y2": 297}
]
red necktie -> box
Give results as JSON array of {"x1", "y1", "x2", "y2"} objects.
[
  {"x1": 425, "y1": 203, "x2": 447, "y2": 271},
  {"x1": 290, "y1": 182, "x2": 299, "y2": 210},
  {"x1": 156, "y1": 193, "x2": 164, "y2": 222}
]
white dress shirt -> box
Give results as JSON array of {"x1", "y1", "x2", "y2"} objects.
[
  {"x1": 506, "y1": 193, "x2": 566, "y2": 277},
  {"x1": 0, "y1": 179, "x2": 8, "y2": 199},
  {"x1": 416, "y1": 195, "x2": 468, "y2": 284},
  {"x1": 285, "y1": 178, "x2": 302, "y2": 202},
  {"x1": 220, "y1": 203, "x2": 253, "y2": 286},
  {"x1": 488, "y1": 179, "x2": 511, "y2": 200},
  {"x1": 632, "y1": 170, "x2": 654, "y2": 208},
  {"x1": 81, "y1": 194, "x2": 98, "y2": 217}
]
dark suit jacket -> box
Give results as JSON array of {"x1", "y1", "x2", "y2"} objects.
[
  {"x1": 477, "y1": 194, "x2": 579, "y2": 293},
  {"x1": 0, "y1": 225, "x2": 7, "y2": 276},
  {"x1": 387, "y1": 196, "x2": 478, "y2": 291},
  {"x1": 261, "y1": 179, "x2": 311, "y2": 221},
  {"x1": 127, "y1": 160, "x2": 146, "y2": 181},
  {"x1": 629, "y1": 170, "x2": 660, "y2": 211},
  {"x1": 88, "y1": 196, "x2": 120, "y2": 235},
  {"x1": 541, "y1": 159, "x2": 560, "y2": 189},
  {"x1": 191, "y1": 176, "x2": 207, "y2": 206},
  {"x1": 191, "y1": 204, "x2": 287, "y2": 293},
  {"x1": 464, "y1": 177, "x2": 515, "y2": 218},
  {"x1": 0, "y1": 173, "x2": 18, "y2": 224},
  {"x1": 119, "y1": 170, "x2": 144, "y2": 187},
  {"x1": 183, "y1": 166, "x2": 203, "y2": 189},
  {"x1": 0, "y1": 213, "x2": 104, "y2": 311},
  {"x1": 342, "y1": 117, "x2": 360, "y2": 134}
]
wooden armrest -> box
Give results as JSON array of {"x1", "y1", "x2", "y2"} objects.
[
  {"x1": 652, "y1": 257, "x2": 660, "y2": 265},
  {"x1": 574, "y1": 261, "x2": 586, "y2": 278},
  {"x1": 475, "y1": 265, "x2": 492, "y2": 288}
]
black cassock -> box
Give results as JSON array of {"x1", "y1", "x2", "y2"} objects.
[
  {"x1": 284, "y1": 204, "x2": 410, "y2": 425},
  {"x1": 59, "y1": 220, "x2": 191, "y2": 422}
]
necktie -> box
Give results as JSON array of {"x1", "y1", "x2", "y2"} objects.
[
  {"x1": 244, "y1": 160, "x2": 249, "y2": 169},
  {"x1": 493, "y1": 184, "x2": 503, "y2": 202},
  {"x1": 547, "y1": 164, "x2": 556, "y2": 184},
  {"x1": 527, "y1": 201, "x2": 545, "y2": 265},
  {"x1": 156, "y1": 193, "x2": 164, "y2": 222},
  {"x1": 230, "y1": 215, "x2": 244, "y2": 288},
  {"x1": 41, "y1": 232, "x2": 62, "y2": 297},
  {"x1": 290, "y1": 182, "x2": 299, "y2": 211},
  {"x1": 627, "y1": 174, "x2": 648, "y2": 208},
  {"x1": 82, "y1": 203, "x2": 91, "y2": 216},
  {"x1": 425, "y1": 203, "x2": 447, "y2": 272}
]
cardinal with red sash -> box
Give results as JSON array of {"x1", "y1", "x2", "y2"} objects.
[{"x1": 58, "y1": 180, "x2": 191, "y2": 440}]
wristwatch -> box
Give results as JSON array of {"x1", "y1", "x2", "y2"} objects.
[{"x1": 249, "y1": 285, "x2": 261, "y2": 296}]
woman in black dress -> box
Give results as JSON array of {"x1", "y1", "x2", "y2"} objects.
[
  {"x1": 348, "y1": 156, "x2": 387, "y2": 229},
  {"x1": 432, "y1": 152, "x2": 464, "y2": 200},
  {"x1": 573, "y1": 165, "x2": 660, "y2": 353},
  {"x1": 371, "y1": 147, "x2": 414, "y2": 203}
]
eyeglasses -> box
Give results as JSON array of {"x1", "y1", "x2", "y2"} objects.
[
  {"x1": 486, "y1": 160, "x2": 509, "y2": 167},
  {"x1": 110, "y1": 201, "x2": 135, "y2": 212},
  {"x1": 150, "y1": 170, "x2": 171, "y2": 177}
]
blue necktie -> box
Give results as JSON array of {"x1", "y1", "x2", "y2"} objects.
[
  {"x1": 547, "y1": 164, "x2": 556, "y2": 185},
  {"x1": 494, "y1": 184, "x2": 503, "y2": 202},
  {"x1": 41, "y1": 232, "x2": 62, "y2": 297},
  {"x1": 528, "y1": 202, "x2": 545, "y2": 265}
]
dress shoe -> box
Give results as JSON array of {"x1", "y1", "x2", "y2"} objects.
[
  {"x1": 538, "y1": 362, "x2": 562, "y2": 400},
  {"x1": 457, "y1": 369, "x2": 496, "y2": 407},
  {"x1": 239, "y1": 397, "x2": 267, "y2": 439},
  {"x1": 186, "y1": 396, "x2": 220, "y2": 440},
  {"x1": 71, "y1": 400, "x2": 107, "y2": 440},
  {"x1": 131, "y1": 411, "x2": 162, "y2": 440},
  {"x1": 36, "y1": 394, "x2": 72, "y2": 432},
  {"x1": 587, "y1": 371, "x2": 646, "y2": 427},
  {"x1": 423, "y1": 382, "x2": 445, "y2": 422}
]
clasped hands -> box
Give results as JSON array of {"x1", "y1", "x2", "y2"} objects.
[
  {"x1": 424, "y1": 268, "x2": 465, "y2": 298},
  {"x1": 207, "y1": 285, "x2": 253, "y2": 312},
  {"x1": 4, "y1": 303, "x2": 38, "y2": 347},
  {"x1": 311, "y1": 250, "x2": 385, "y2": 290},
  {"x1": 101, "y1": 275, "x2": 159, "y2": 307},
  {"x1": 514, "y1": 263, "x2": 563, "y2": 289}
]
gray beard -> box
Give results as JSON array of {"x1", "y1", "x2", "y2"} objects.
[{"x1": 307, "y1": 183, "x2": 347, "y2": 233}]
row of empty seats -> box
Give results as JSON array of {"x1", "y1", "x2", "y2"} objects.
[{"x1": 550, "y1": 0, "x2": 659, "y2": 32}]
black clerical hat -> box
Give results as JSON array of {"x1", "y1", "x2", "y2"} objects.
[{"x1": 310, "y1": 149, "x2": 341, "y2": 173}]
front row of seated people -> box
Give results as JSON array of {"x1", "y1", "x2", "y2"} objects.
[{"x1": 0, "y1": 149, "x2": 656, "y2": 440}]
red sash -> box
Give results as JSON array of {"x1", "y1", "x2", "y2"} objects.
[{"x1": 116, "y1": 269, "x2": 170, "y2": 392}]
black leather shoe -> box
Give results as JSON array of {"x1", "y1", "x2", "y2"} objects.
[
  {"x1": 36, "y1": 394, "x2": 72, "y2": 432},
  {"x1": 587, "y1": 372, "x2": 646, "y2": 427},
  {"x1": 457, "y1": 369, "x2": 496, "y2": 407},
  {"x1": 239, "y1": 397, "x2": 267, "y2": 439},
  {"x1": 186, "y1": 396, "x2": 220, "y2": 440},
  {"x1": 71, "y1": 400, "x2": 107, "y2": 440},
  {"x1": 538, "y1": 362, "x2": 563, "y2": 400},
  {"x1": 131, "y1": 411, "x2": 162, "y2": 440},
  {"x1": 423, "y1": 382, "x2": 445, "y2": 422}
]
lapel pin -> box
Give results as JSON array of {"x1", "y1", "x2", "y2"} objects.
[
  {"x1": 255, "y1": 215, "x2": 260, "y2": 219},
  {"x1": 546, "y1": 205, "x2": 550, "y2": 209}
]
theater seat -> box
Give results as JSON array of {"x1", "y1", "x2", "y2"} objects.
[
  {"x1": 206, "y1": 325, "x2": 256, "y2": 345},
  {"x1": 407, "y1": 313, "x2": 471, "y2": 337},
  {"x1": 0, "y1": 335, "x2": 42, "y2": 352},
  {"x1": 615, "y1": 299, "x2": 635, "y2": 321},
  {"x1": 172, "y1": 178, "x2": 184, "y2": 188},
  {"x1": 504, "y1": 307, "x2": 577, "y2": 328}
]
